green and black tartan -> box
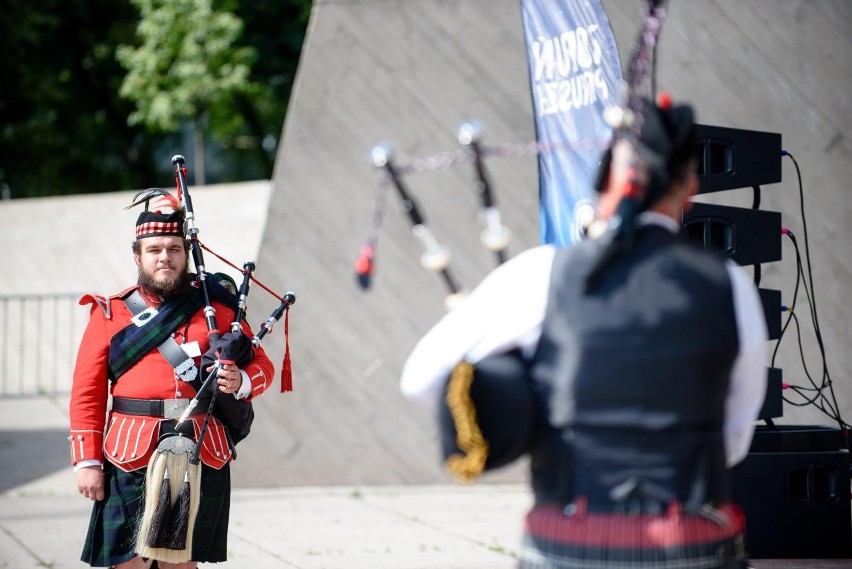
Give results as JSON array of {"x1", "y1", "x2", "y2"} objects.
[
  {"x1": 107, "y1": 288, "x2": 204, "y2": 381},
  {"x1": 107, "y1": 275, "x2": 240, "y2": 382},
  {"x1": 80, "y1": 459, "x2": 230, "y2": 567}
]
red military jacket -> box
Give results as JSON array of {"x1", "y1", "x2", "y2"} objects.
[{"x1": 68, "y1": 283, "x2": 275, "y2": 472}]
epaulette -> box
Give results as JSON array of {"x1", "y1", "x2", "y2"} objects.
[
  {"x1": 78, "y1": 286, "x2": 139, "y2": 320},
  {"x1": 79, "y1": 293, "x2": 111, "y2": 319}
]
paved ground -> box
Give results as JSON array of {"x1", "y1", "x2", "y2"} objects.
[
  {"x1": 0, "y1": 396, "x2": 531, "y2": 569},
  {"x1": 2, "y1": 397, "x2": 851, "y2": 569},
  {"x1": 0, "y1": 481, "x2": 533, "y2": 569}
]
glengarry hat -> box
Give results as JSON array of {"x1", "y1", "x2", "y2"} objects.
[{"x1": 125, "y1": 188, "x2": 186, "y2": 240}]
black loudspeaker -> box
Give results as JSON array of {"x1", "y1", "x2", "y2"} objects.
[
  {"x1": 694, "y1": 124, "x2": 782, "y2": 193},
  {"x1": 757, "y1": 367, "x2": 783, "y2": 421},
  {"x1": 758, "y1": 288, "x2": 782, "y2": 341},
  {"x1": 682, "y1": 203, "x2": 782, "y2": 266},
  {"x1": 730, "y1": 426, "x2": 852, "y2": 559}
]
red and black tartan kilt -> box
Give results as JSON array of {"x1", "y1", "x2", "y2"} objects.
[
  {"x1": 519, "y1": 502, "x2": 747, "y2": 569},
  {"x1": 80, "y1": 460, "x2": 230, "y2": 567}
]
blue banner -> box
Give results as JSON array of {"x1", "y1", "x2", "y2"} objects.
[{"x1": 521, "y1": 0, "x2": 623, "y2": 245}]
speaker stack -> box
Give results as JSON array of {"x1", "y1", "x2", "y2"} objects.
[
  {"x1": 682, "y1": 125, "x2": 852, "y2": 559},
  {"x1": 731, "y1": 426, "x2": 851, "y2": 558},
  {"x1": 683, "y1": 124, "x2": 786, "y2": 425}
]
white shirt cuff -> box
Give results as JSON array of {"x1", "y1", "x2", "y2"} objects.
[
  {"x1": 73, "y1": 459, "x2": 102, "y2": 472},
  {"x1": 235, "y1": 369, "x2": 251, "y2": 399}
]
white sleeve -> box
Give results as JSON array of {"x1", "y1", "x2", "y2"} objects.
[
  {"x1": 724, "y1": 262, "x2": 769, "y2": 466},
  {"x1": 400, "y1": 245, "x2": 555, "y2": 413}
]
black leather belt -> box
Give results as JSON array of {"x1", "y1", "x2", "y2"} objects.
[
  {"x1": 112, "y1": 396, "x2": 211, "y2": 419},
  {"x1": 583, "y1": 498, "x2": 668, "y2": 516}
]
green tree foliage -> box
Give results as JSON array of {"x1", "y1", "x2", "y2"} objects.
[
  {"x1": 0, "y1": 0, "x2": 156, "y2": 198},
  {"x1": 117, "y1": 0, "x2": 255, "y2": 184},
  {"x1": 0, "y1": 0, "x2": 310, "y2": 198},
  {"x1": 227, "y1": 0, "x2": 312, "y2": 181}
]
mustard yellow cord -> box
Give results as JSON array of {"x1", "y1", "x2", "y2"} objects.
[{"x1": 444, "y1": 360, "x2": 489, "y2": 483}]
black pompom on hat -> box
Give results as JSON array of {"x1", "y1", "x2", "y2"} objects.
[
  {"x1": 635, "y1": 96, "x2": 697, "y2": 208},
  {"x1": 132, "y1": 191, "x2": 185, "y2": 241}
]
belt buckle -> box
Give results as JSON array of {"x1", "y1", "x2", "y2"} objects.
[{"x1": 163, "y1": 398, "x2": 190, "y2": 419}]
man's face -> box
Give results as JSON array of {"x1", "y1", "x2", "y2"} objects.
[{"x1": 134, "y1": 236, "x2": 188, "y2": 296}]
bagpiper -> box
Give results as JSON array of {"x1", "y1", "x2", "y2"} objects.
[{"x1": 70, "y1": 190, "x2": 275, "y2": 568}]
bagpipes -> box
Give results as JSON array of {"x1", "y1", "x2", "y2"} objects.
[
  {"x1": 170, "y1": 153, "x2": 297, "y2": 436},
  {"x1": 356, "y1": 128, "x2": 566, "y2": 482},
  {"x1": 133, "y1": 155, "x2": 296, "y2": 562},
  {"x1": 354, "y1": 0, "x2": 670, "y2": 305}
]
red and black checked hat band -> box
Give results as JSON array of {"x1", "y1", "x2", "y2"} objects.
[{"x1": 135, "y1": 209, "x2": 185, "y2": 240}]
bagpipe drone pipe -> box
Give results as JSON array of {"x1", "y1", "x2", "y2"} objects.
[{"x1": 355, "y1": 122, "x2": 518, "y2": 311}]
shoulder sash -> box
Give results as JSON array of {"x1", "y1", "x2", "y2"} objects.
[{"x1": 107, "y1": 286, "x2": 205, "y2": 382}]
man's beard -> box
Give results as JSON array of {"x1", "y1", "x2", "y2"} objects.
[{"x1": 137, "y1": 267, "x2": 191, "y2": 299}]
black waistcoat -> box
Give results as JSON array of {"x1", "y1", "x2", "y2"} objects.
[{"x1": 528, "y1": 225, "x2": 740, "y2": 511}]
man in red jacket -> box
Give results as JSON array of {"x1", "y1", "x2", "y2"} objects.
[{"x1": 70, "y1": 192, "x2": 275, "y2": 568}]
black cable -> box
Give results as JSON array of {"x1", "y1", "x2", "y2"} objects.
[
  {"x1": 780, "y1": 238, "x2": 839, "y2": 420},
  {"x1": 781, "y1": 153, "x2": 849, "y2": 438},
  {"x1": 770, "y1": 231, "x2": 801, "y2": 367}
]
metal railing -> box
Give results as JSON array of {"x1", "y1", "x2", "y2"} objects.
[{"x1": 0, "y1": 293, "x2": 88, "y2": 397}]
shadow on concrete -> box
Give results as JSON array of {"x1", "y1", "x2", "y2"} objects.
[{"x1": 0, "y1": 429, "x2": 70, "y2": 492}]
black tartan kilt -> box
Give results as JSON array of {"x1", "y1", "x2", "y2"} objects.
[{"x1": 80, "y1": 459, "x2": 230, "y2": 567}]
